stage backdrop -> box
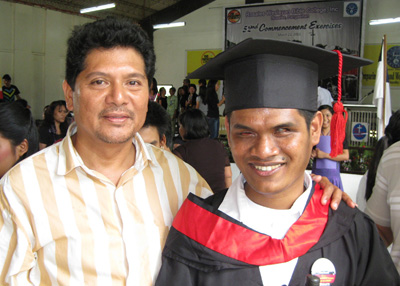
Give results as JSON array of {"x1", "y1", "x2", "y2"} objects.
[{"x1": 225, "y1": 0, "x2": 364, "y2": 102}]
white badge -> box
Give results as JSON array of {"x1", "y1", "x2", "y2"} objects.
[{"x1": 311, "y1": 258, "x2": 336, "y2": 285}]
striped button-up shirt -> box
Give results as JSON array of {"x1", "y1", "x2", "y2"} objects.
[{"x1": 0, "y1": 123, "x2": 212, "y2": 285}]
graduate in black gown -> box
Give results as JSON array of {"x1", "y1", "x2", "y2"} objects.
[{"x1": 156, "y1": 39, "x2": 400, "y2": 286}]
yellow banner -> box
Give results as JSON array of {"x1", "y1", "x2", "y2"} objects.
[
  {"x1": 186, "y1": 49, "x2": 222, "y2": 78},
  {"x1": 362, "y1": 44, "x2": 400, "y2": 87}
]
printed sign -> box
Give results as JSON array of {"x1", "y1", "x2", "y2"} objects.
[{"x1": 352, "y1": 122, "x2": 369, "y2": 142}]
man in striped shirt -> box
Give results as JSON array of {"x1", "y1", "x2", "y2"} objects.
[{"x1": 0, "y1": 18, "x2": 212, "y2": 285}]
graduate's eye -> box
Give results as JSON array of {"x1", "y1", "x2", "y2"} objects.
[
  {"x1": 274, "y1": 127, "x2": 292, "y2": 136},
  {"x1": 237, "y1": 130, "x2": 255, "y2": 137}
]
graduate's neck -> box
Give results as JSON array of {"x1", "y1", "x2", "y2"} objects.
[{"x1": 244, "y1": 182, "x2": 305, "y2": 210}]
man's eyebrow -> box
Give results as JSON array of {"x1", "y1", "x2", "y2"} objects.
[
  {"x1": 149, "y1": 140, "x2": 158, "y2": 146},
  {"x1": 84, "y1": 72, "x2": 146, "y2": 79},
  {"x1": 126, "y1": 72, "x2": 147, "y2": 79}
]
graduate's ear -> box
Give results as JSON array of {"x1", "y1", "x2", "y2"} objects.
[
  {"x1": 63, "y1": 80, "x2": 74, "y2": 112},
  {"x1": 310, "y1": 111, "x2": 323, "y2": 146}
]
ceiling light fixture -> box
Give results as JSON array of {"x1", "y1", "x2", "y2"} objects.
[
  {"x1": 153, "y1": 22, "x2": 186, "y2": 29},
  {"x1": 80, "y1": 3, "x2": 116, "y2": 14},
  {"x1": 369, "y1": 17, "x2": 400, "y2": 25}
]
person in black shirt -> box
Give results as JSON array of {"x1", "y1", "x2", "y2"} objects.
[{"x1": 38, "y1": 100, "x2": 69, "y2": 149}]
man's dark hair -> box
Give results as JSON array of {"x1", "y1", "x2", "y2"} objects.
[
  {"x1": 298, "y1": 109, "x2": 317, "y2": 129},
  {"x1": 198, "y1": 79, "x2": 206, "y2": 86},
  {"x1": 2, "y1": 74, "x2": 11, "y2": 81},
  {"x1": 179, "y1": 109, "x2": 210, "y2": 140},
  {"x1": 183, "y1": 79, "x2": 190, "y2": 85},
  {"x1": 142, "y1": 101, "x2": 172, "y2": 149},
  {"x1": 65, "y1": 17, "x2": 156, "y2": 91},
  {"x1": 170, "y1": 87, "x2": 176, "y2": 93}
]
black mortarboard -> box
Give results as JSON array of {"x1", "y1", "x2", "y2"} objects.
[{"x1": 187, "y1": 38, "x2": 372, "y2": 113}]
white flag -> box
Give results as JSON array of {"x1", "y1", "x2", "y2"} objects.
[{"x1": 373, "y1": 40, "x2": 392, "y2": 139}]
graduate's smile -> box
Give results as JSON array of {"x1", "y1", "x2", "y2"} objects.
[{"x1": 252, "y1": 162, "x2": 284, "y2": 174}]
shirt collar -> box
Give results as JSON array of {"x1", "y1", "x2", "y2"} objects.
[
  {"x1": 220, "y1": 172, "x2": 313, "y2": 224},
  {"x1": 57, "y1": 122, "x2": 153, "y2": 176}
]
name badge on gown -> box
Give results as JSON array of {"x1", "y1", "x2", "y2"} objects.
[{"x1": 311, "y1": 258, "x2": 336, "y2": 285}]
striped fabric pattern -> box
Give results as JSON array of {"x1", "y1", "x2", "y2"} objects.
[
  {"x1": 0, "y1": 124, "x2": 212, "y2": 285},
  {"x1": 2, "y1": 86, "x2": 19, "y2": 102}
]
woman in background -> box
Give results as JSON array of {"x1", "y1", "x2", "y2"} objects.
[
  {"x1": 38, "y1": 100, "x2": 69, "y2": 150},
  {"x1": 174, "y1": 109, "x2": 232, "y2": 193},
  {"x1": 196, "y1": 79, "x2": 208, "y2": 115},
  {"x1": 184, "y1": 84, "x2": 197, "y2": 110},
  {"x1": 311, "y1": 105, "x2": 349, "y2": 190},
  {"x1": 157, "y1": 87, "x2": 168, "y2": 109},
  {"x1": 0, "y1": 101, "x2": 39, "y2": 178}
]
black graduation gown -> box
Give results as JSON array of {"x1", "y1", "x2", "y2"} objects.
[{"x1": 156, "y1": 185, "x2": 400, "y2": 286}]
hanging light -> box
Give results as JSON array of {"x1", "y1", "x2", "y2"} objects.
[
  {"x1": 369, "y1": 17, "x2": 400, "y2": 25},
  {"x1": 80, "y1": 3, "x2": 116, "y2": 14},
  {"x1": 153, "y1": 22, "x2": 186, "y2": 29}
]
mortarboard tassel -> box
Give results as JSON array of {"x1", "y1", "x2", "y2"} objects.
[{"x1": 330, "y1": 50, "x2": 348, "y2": 158}]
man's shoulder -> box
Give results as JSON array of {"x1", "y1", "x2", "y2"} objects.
[
  {"x1": 314, "y1": 200, "x2": 374, "y2": 248},
  {"x1": 383, "y1": 141, "x2": 400, "y2": 158}
]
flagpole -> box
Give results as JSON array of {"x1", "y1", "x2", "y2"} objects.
[{"x1": 382, "y1": 34, "x2": 387, "y2": 135}]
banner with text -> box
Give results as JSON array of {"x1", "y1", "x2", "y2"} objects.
[{"x1": 225, "y1": 1, "x2": 363, "y2": 101}]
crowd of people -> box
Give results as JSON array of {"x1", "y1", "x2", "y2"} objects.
[{"x1": 0, "y1": 17, "x2": 399, "y2": 285}]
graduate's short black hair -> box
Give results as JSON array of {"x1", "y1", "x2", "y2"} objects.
[{"x1": 65, "y1": 17, "x2": 155, "y2": 91}]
